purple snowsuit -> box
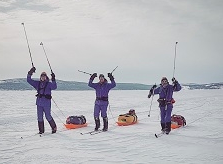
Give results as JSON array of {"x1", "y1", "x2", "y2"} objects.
[
  {"x1": 27, "y1": 74, "x2": 57, "y2": 122},
  {"x1": 88, "y1": 78, "x2": 116, "y2": 118},
  {"x1": 154, "y1": 82, "x2": 181, "y2": 123}
]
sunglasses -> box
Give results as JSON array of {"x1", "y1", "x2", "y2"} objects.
[
  {"x1": 41, "y1": 74, "x2": 47, "y2": 77},
  {"x1": 161, "y1": 79, "x2": 168, "y2": 83}
]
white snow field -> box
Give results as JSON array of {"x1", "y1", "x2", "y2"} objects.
[{"x1": 1, "y1": 89, "x2": 223, "y2": 164}]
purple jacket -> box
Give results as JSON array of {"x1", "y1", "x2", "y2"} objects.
[
  {"x1": 27, "y1": 74, "x2": 57, "y2": 107},
  {"x1": 88, "y1": 79, "x2": 116, "y2": 105},
  {"x1": 154, "y1": 82, "x2": 181, "y2": 102}
]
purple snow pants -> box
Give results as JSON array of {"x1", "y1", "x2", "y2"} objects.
[
  {"x1": 94, "y1": 104, "x2": 108, "y2": 118},
  {"x1": 160, "y1": 104, "x2": 173, "y2": 123},
  {"x1": 37, "y1": 105, "x2": 53, "y2": 122}
]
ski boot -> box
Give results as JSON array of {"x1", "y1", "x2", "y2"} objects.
[
  {"x1": 165, "y1": 122, "x2": 171, "y2": 135},
  {"x1": 161, "y1": 123, "x2": 166, "y2": 134},
  {"x1": 102, "y1": 117, "x2": 108, "y2": 132},
  {"x1": 38, "y1": 121, "x2": 45, "y2": 134},
  {"x1": 49, "y1": 118, "x2": 57, "y2": 134},
  {"x1": 94, "y1": 117, "x2": 100, "y2": 131}
]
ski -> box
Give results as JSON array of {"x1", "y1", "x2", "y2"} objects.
[
  {"x1": 155, "y1": 131, "x2": 171, "y2": 138},
  {"x1": 155, "y1": 130, "x2": 169, "y2": 138},
  {"x1": 90, "y1": 130, "x2": 104, "y2": 135},
  {"x1": 80, "y1": 130, "x2": 98, "y2": 135},
  {"x1": 39, "y1": 132, "x2": 56, "y2": 137},
  {"x1": 155, "y1": 126, "x2": 184, "y2": 138},
  {"x1": 20, "y1": 132, "x2": 53, "y2": 139},
  {"x1": 80, "y1": 129, "x2": 106, "y2": 135},
  {"x1": 155, "y1": 132, "x2": 164, "y2": 138}
]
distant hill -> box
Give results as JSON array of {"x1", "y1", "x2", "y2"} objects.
[
  {"x1": 0, "y1": 78, "x2": 222, "y2": 90},
  {"x1": 0, "y1": 78, "x2": 151, "y2": 90},
  {"x1": 182, "y1": 83, "x2": 223, "y2": 90}
]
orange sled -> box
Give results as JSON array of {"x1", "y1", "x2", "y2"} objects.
[
  {"x1": 64, "y1": 123, "x2": 88, "y2": 129},
  {"x1": 116, "y1": 121, "x2": 138, "y2": 126},
  {"x1": 171, "y1": 123, "x2": 182, "y2": 129}
]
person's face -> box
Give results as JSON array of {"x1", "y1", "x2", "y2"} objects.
[
  {"x1": 161, "y1": 79, "x2": 168, "y2": 86},
  {"x1": 99, "y1": 77, "x2": 105, "y2": 83},
  {"x1": 40, "y1": 74, "x2": 47, "y2": 81}
]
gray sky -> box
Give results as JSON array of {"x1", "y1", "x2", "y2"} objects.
[{"x1": 0, "y1": 0, "x2": 223, "y2": 84}]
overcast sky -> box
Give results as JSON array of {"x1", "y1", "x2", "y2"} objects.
[{"x1": 0, "y1": 0, "x2": 223, "y2": 84}]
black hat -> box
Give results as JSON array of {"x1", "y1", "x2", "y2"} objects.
[{"x1": 99, "y1": 74, "x2": 104, "y2": 78}]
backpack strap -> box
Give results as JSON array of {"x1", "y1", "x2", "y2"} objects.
[{"x1": 36, "y1": 81, "x2": 49, "y2": 97}]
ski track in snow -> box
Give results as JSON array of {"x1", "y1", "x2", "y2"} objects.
[{"x1": 1, "y1": 90, "x2": 223, "y2": 164}]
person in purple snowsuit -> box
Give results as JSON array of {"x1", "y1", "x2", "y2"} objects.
[
  {"x1": 148, "y1": 77, "x2": 181, "y2": 134},
  {"x1": 88, "y1": 73, "x2": 116, "y2": 131},
  {"x1": 27, "y1": 67, "x2": 57, "y2": 134}
]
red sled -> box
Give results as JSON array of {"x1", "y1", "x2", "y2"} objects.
[{"x1": 64, "y1": 123, "x2": 88, "y2": 129}]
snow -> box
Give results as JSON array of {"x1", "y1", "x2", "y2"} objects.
[
  {"x1": 1, "y1": 90, "x2": 223, "y2": 164},
  {"x1": 181, "y1": 85, "x2": 190, "y2": 90}
]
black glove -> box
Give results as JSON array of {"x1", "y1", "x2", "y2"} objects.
[
  {"x1": 148, "y1": 88, "x2": 153, "y2": 98},
  {"x1": 172, "y1": 77, "x2": 176, "y2": 83},
  {"x1": 172, "y1": 77, "x2": 177, "y2": 82},
  {"x1": 51, "y1": 72, "x2": 55, "y2": 81},
  {"x1": 90, "y1": 73, "x2": 97, "y2": 80},
  {"x1": 108, "y1": 73, "x2": 114, "y2": 81},
  {"x1": 28, "y1": 67, "x2": 36, "y2": 75},
  {"x1": 152, "y1": 84, "x2": 157, "y2": 89},
  {"x1": 172, "y1": 77, "x2": 178, "y2": 85},
  {"x1": 148, "y1": 93, "x2": 152, "y2": 98}
]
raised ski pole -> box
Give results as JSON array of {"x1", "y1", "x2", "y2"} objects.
[
  {"x1": 40, "y1": 42, "x2": 53, "y2": 74},
  {"x1": 78, "y1": 70, "x2": 92, "y2": 75},
  {"x1": 21, "y1": 23, "x2": 35, "y2": 69},
  {"x1": 173, "y1": 42, "x2": 178, "y2": 78},
  {"x1": 111, "y1": 66, "x2": 118, "y2": 74},
  {"x1": 148, "y1": 84, "x2": 156, "y2": 117}
]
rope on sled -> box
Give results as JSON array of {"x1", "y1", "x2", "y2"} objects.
[
  {"x1": 174, "y1": 98, "x2": 210, "y2": 113},
  {"x1": 51, "y1": 110, "x2": 66, "y2": 126},
  {"x1": 51, "y1": 98, "x2": 67, "y2": 125},
  {"x1": 108, "y1": 103, "x2": 117, "y2": 124},
  {"x1": 52, "y1": 98, "x2": 67, "y2": 119},
  {"x1": 186, "y1": 110, "x2": 214, "y2": 126}
]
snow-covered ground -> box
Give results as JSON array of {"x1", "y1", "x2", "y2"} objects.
[{"x1": 1, "y1": 89, "x2": 223, "y2": 164}]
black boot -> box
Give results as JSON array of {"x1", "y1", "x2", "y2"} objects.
[
  {"x1": 165, "y1": 122, "x2": 171, "y2": 135},
  {"x1": 161, "y1": 123, "x2": 166, "y2": 133},
  {"x1": 48, "y1": 118, "x2": 57, "y2": 134},
  {"x1": 38, "y1": 121, "x2": 45, "y2": 134},
  {"x1": 102, "y1": 117, "x2": 108, "y2": 132},
  {"x1": 94, "y1": 117, "x2": 100, "y2": 131}
]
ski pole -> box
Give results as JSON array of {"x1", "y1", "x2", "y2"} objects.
[
  {"x1": 78, "y1": 70, "x2": 92, "y2": 76},
  {"x1": 173, "y1": 42, "x2": 178, "y2": 77},
  {"x1": 40, "y1": 42, "x2": 53, "y2": 74},
  {"x1": 148, "y1": 83, "x2": 156, "y2": 117},
  {"x1": 21, "y1": 23, "x2": 35, "y2": 69},
  {"x1": 111, "y1": 66, "x2": 118, "y2": 74}
]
